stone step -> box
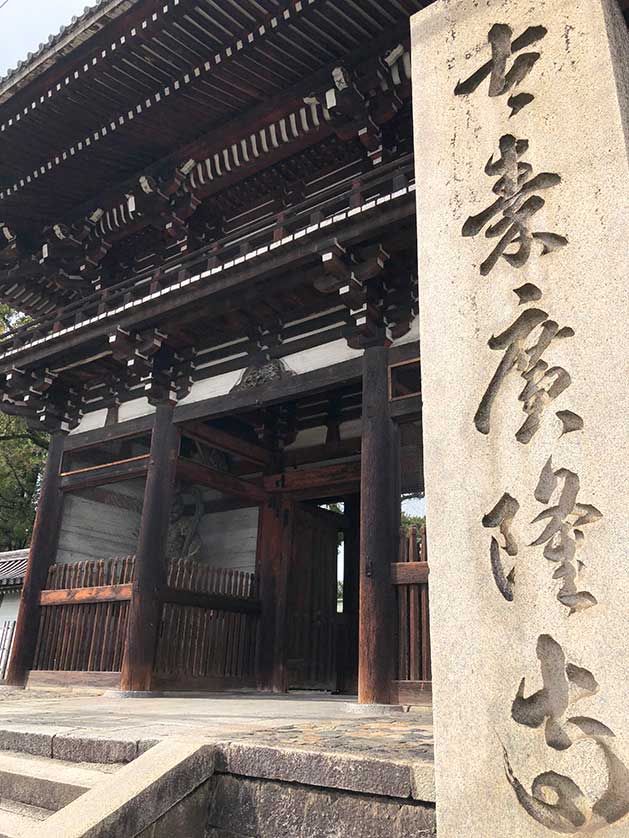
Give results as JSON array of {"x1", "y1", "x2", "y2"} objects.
[
  {"x1": 0, "y1": 751, "x2": 120, "y2": 812},
  {"x1": 0, "y1": 798, "x2": 55, "y2": 838}
]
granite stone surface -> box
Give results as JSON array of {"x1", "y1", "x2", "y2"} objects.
[
  {"x1": 411, "y1": 0, "x2": 629, "y2": 835},
  {"x1": 206, "y1": 775, "x2": 437, "y2": 838}
]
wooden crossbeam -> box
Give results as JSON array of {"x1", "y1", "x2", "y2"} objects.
[
  {"x1": 283, "y1": 438, "x2": 361, "y2": 468},
  {"x1": 391, "y1": 562, "x2": 430, "y2": 585},
  {"x1": 60, "y1": 455, "x2": 150, "y2": 491},
  {"x1": 39, "y1": 583, "x2": 132, "y2": 606},
  {"x1": 176, "y1": 458, "x2": 267, "y2": 504},
  {"x1": 264, "y1": 461, "x2": 361, "y2": 495},
  {"x1": 183, "y1": 422, "x2": 271, "y2": 467},
  {"x1": 264, "y1": 442, "x2": 422, "y2": 498}
]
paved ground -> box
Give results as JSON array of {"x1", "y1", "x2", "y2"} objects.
[{"x1": 0, "y1": 689, "x2": 434, "y2": 767}]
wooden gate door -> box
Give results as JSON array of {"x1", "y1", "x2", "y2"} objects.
[{"x1": 287, "y1": 506, "x2": 340, "y2": 690}]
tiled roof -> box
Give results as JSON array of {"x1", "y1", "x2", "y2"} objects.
[
  {"x1": 0, "y1": 550, "x2": 28, "y2": 587},
  {"x1": 0, "y1": 0, "x2": 140, "y2": 97}
]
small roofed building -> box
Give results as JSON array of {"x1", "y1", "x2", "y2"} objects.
[
  {"x1": 0, "y1": 0, "x2": 429, "y2": 701},
  {"x1": 0, "y1": 551, "x2": 28, "y2": 620},
  {"x1": 0, "y1": 550, "x2": 27, "y2": 679}
]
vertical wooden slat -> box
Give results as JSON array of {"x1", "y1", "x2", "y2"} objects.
[
  {"x1": 398, "y1": 528, "x2": 409, "y2": 681},
  {"x1": 408, "y1": 527, "x2": 421, "y2": 681},
  {"x1": 419, "y1": 525, "x2": 431, "y2": 681},
  {"x1": 68, "y1": 562, "x2": 85, "y2": 670}
]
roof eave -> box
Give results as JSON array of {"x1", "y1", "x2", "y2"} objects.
[{"x1": 0, "y1": 0, "x2": 142, "y2": 106}]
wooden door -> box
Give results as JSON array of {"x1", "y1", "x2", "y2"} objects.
[{"x1": 287, "y1": 506, "x2": 340, "y2": 690}]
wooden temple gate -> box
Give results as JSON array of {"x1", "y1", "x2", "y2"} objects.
[
  {"x1": 0, "y1": 0, "x2": 431, "y2": 704},
  {"x1": 24, "y1": 507, "x2": 431, "y2": 698}
]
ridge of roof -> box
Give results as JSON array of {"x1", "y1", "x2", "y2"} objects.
[
  {"x1": 0, "y1": 551, "x2": 28, "y2": 586},
  {"x1": 0, "y1": 0, "x2": 142, "y2": 104}
]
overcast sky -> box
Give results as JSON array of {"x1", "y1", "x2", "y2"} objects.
[{"x1": 0, "y1": 0, "x2": 92, "y2": 77}]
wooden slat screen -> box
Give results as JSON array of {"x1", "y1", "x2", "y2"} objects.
[
  {"x1": 155, "y1": 563, "x2": 258, "y2": 684},
  {"x1": 33, "y1": 557, "x2": 134, "y2": 672},
  {"x1": 32, "y1": 557, "x2": 259, "y2": 685},
  {"x1": 395, "y1": 525, "x2": 431, "y2": 684}
]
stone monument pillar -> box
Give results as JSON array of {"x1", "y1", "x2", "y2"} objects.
[{"x1": 411, "y1": 0, "x2": 629, "y2": 835}]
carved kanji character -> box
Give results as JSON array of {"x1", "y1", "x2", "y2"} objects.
[
  {"x1": 504, "y1": 635, "x2": 629, "y2": 833},
  {"x1": 531, "y1": 458, "x2": 602, "y2": 614},
  {"x1": 463, "y1": 135, "x2": 567, "y2": 276},
  {"x1": 474, "y1": 308, "x2": 579, "y2": 444},
  {"x1": 482, "y1": 492, "x2": 520, "y2": 601},
  {"x1": 454, "y1": 24, "x2": 547, "y2": 116}
]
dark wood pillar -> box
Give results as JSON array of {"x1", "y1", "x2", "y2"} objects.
[
  {"x1": 120, "y1": 402, "x2": 180, "y2": 692},
  {"x1": 256, "y1": 496, "x2": 294, "y2": 692},
  {"x1": 6, "y1": 431, "x2": 66, "y2": 687},
  {"x1": 358, "y1": 344, "x2": 398, "y2": 704},
  {"x1": 340, "y1": 494, "x2": 360, "y2": 694}
]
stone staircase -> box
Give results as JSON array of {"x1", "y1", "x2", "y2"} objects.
[{"x1": 0, "y1": 751, "x2": 122, "y2": 837}]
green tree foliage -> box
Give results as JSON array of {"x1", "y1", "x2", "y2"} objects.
[
  {"x1": 0, "y1": 305, "x2": 48, "y2": 550},
  {"x1": 401, "y1": 510, "x2": 426, "y2": 535}
]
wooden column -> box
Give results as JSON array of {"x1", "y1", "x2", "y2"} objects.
[
  {"x1": 6, "y1": 431, "x2": 66, "y2": 687},
  {"x1": 120, "y1": 402, "x2": 180, "y2": 692},
  {"x1": 358, "y1": 344, "x2": 398, "y2": 704},
  {"x1": 340, "y1": 494, "x2": 360, "y2": 694},
  {"x1": 256, "y1": 496, "x2": 294, "y2": 692}
]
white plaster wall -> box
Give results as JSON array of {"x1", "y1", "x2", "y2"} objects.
[
  {"x1": 56, "y1": 479, "x2": 145, "y2": 564},
  {"x1": 180, "y1": 369, "x2": 245, "y2": 405},
  {"x1": 68, "y1": 409, "x2": 108, "y2": 435},
  {"x1": 0, "y1": 591, "x2": 20, "y2": 622}
]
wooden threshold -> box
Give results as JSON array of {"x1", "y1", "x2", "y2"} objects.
[
  {"x1": 391, "y1": 680, "x2": 432, "y2": 705},
  {"x1": 26, "y1": 670, "x2": 121, "y2": 689},
  {"x1": 151, "y1": 674, "x2": 257, "y2": 692}
]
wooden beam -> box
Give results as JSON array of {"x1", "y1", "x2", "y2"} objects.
[
  {"x1": 176, "y1": 357, "x2": 365, "y2": 427},
  {"x1": 391, "y1": 562, "x2": 430, "y2": 585},
  {"x1": 186, "y1": 497, "x2": 258, "y2": 516},
  {"x1": 120, "y1": 403, "x2": 180, "y2": 693},
  {"x1": 264, "y1": 462, "x2": 360, "y2": 495},
  {"x1": 183, "y1": 422, "x2": 271, "y2": 467},
  {"x1": 159, "y1": 588, "x2": 261, "y2": 615},
  {"x1": 39, "y1": 584, "x2": 132, "y2": 606},
  {"x1": 283, "y1": 438, "x2": 361, "y2": 467},
  {"x1": 390, "y1": 394, "x2": 421, "y2": 424},
  {"x1": 62, "y1": 342, "x2": 419, "y2": 453},
  {"x1": 60, "y1": 455, "x2": 150, "y2": 491},
  {"x1": 262, "y1": 444, "x2": 422, "y2": 499},
  {"x1": 177, "y1": 459, "x2": 267, "y2": 504},
  {"x1": 0, "y1": 203, "x2": 416, "y2": 375},
  {"x1": 64, "y1": 417, "x2": 154, "y2": 452},
  {"x1": 6, "y1": 431, "x2": 66, "y2": 687}
]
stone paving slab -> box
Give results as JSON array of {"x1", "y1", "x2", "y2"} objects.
[{"x1": 0, "y1": 690, "x2": 435, "y2": 801}]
